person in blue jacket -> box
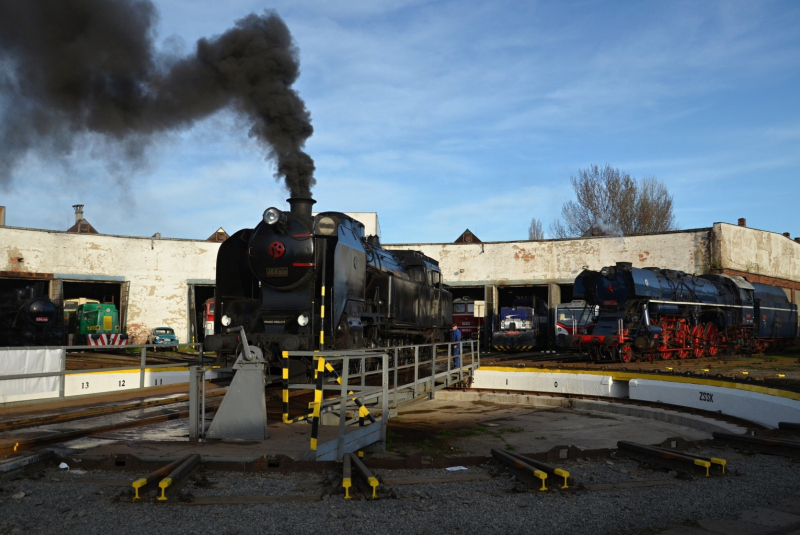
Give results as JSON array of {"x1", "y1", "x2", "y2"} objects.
[{"x1": 451, "y1": 324, "x2": 462, "y2": 368}]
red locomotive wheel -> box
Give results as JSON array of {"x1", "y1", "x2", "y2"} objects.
[
  {"x1": 675, "y1": 322, "x2": 690, "y2": 359},
  {"x1": 658, "y1": 320, "x2": 671, "y2": 360},
  {"x1": 705, "y1": 323, "x2": 720, "y2": 357},
  {"x1": 691, "y1": 324, "x2": 705, "y2": 358},
  {"x1": 619, "y1": 343, "x2": 633, "y2": 363}
]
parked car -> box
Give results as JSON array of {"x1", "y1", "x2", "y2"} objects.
[{"x1": 149, "y1": 326, "x2": 179, "y2": 346}]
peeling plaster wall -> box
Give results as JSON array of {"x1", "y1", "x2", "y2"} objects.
[
  {"x1": 1, "y1": 226, "x2": 219, "y2": 344},
  {"x1": 386, "y1": 229, "x2": 713, "y2": 286},
  {"x1": 4, "y1": 220, "x2": 798, "y2": 346},
  {"x1": 714, "y1": 223, "x2": 800, "y2": 285}
]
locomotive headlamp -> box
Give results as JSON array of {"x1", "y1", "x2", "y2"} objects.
[
  {"x1": 316, "y1": 216, "x2": 336, "y2": 235},
  {"x1": 221, "y1": 315, "x2": 232, "y2": 327},
  {"x1": 297, "y1": 314, "x2": 309, "y2": 326},
  {"x1": 263, "y1": 207, "x2": 282, "y2": 225}
]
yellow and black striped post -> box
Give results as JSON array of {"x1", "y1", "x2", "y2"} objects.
[
  {"x1": 310, "y1": 357, "x2": 326, "y2": 452},
  {"x1": 323, "y1": 361, "x2": 376, "y2": 425},
  {"x1": 319, "y1": 286, "x2": 325, "y2": 349},
  {"x1": 282, "y1": 351, "x2": 290, "y2": 423}
]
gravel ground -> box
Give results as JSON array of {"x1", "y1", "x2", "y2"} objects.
[{"x1": 1, "y1": 448, "x2": 799, "y2": 535}]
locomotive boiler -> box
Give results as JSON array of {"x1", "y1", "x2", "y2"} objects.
[
  {"x1": 205, "y1": 198, "x2": 453, "y2": 371},
  {"x1": 569, "y1": 262, "x2": 797, "y2": 362},
  {"x1": 0, "y1": 285, "x2": 63, "y2": 347}
]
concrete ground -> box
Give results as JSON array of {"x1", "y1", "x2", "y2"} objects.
[{"x1": 379, "y1": 393, "x2": 747, "y2": 460}]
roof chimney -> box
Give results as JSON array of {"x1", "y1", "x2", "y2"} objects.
[
  {"x1": 795, "y1": 238, "x2": 800, "y2": 244},
  {"x1": 72, "y1": 204, "x2": 84, "y2": 223},
  {"x1": 0, "y1": 206, "x2": 5, "y2": 226},
  {"x1": 783, "y1": 232, "x2": 791, "y2": 239},
  {"x1": 737, "y1": 218, "x2": 746, "y2": 227}
]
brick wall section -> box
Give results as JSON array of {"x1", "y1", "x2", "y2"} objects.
[{"x1": 712, "y1": 268, "x2": 800, "y2": 304}]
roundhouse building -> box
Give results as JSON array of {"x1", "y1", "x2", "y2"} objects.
[{"x1": 1, "y1": 206, "x2": 798, "y2": 345}]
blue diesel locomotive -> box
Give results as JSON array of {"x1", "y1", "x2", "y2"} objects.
[{"x1": 568, "y1": 262, "x2": 797, "y2": 362}]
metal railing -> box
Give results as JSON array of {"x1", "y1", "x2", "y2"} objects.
[
  {"x1": 281, "y1": 339, "x2": 480, "y2": 461},
  {"x1": 0, "y1": 343, "x2": 206, "y2": 400}
]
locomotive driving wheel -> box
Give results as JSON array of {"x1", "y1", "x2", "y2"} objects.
[
  {"x1": 674, "y1": 322, "x2": 690, "y2": 359},
  {"x1": 691, "y1": 324, "x2": 705, "y2": 358},
  {"x1": 619, "y1": 343, "x2": 633, "y2": 363},
  {"x1": 657, "y1": 320, "x2": 671, "y2": 360},
  {"x1": 704, "y1": 323, "x2": 720, "y2": 357}
]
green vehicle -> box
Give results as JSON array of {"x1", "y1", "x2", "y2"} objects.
[{"x1": 70, "y1": 302, "x2": 129, "y2": 346}]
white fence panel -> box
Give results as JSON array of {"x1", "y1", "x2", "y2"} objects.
[{"x1": 0, "y1": 348, "x2": 63, "y2": 403}]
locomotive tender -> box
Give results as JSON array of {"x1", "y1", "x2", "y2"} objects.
[
  {"x1": 569, "y1": 262, "x2": 798, "y2": 362},
  {"x1": 205, "y1": 198, "x2": 453, "y2": 369},
  {"x1": 0, "y1": 285, "x2": 62, "y2": 347}
]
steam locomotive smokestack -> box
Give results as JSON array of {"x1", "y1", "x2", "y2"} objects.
[
  {"x1": 287, "y1": 197, "x2": 315, "y2": 219},
  {"x1": 0, "y1": 1, "x2": 315, "y2": 197}
]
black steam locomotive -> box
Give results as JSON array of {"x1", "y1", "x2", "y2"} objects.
[
  {"x1": 0, "y1": 285, "x2": 63, "y2": 347},
  {"x1": 205, "y1": 198, "x2": 453, "y2": 370},
  {"x1": 569, "y1": 262, "x2": 798, "y2": 362}
]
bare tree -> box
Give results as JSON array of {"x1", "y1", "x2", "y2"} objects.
[
  {"x1": 548, "y1": 164, "x2": 676, "y2": 238},
  {"x1": 528, "y1": 218, "x2": 544, "y2": 240}
]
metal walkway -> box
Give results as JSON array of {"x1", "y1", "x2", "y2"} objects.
[{"x1": 195, "y1": 339, "x2": 480, "y2": 461}]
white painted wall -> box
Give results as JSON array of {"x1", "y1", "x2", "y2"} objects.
[
  {"x1": 3, "y1": 219, "x2": 798, "y2": 346},
  {"x1": 1, "y1": 226, "x2": 219, "y2": 343},
  {"x1": 714, "y1": 223, "x2": 800, "y2": 283},
  {"x1": 386, "y1": 229, "x2": 712, "y2": 286}
]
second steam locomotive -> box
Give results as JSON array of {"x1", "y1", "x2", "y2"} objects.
[
  {"x1": 569, "y1": 262, "x2": 797, "y2": 362},
  {"x1": 0, "y1": 285, "x2": 62, "y2": 347},
  {"x1": 205, "y1": 198, "x2": 453, "y2": 370}
]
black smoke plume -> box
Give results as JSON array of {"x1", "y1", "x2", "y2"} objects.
[{"x1": 0, "y1": 0, "x2": 315, "y2": 197}]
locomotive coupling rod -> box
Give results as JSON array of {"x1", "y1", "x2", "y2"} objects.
[
  {"x1": 342, "y1": 453, "x2": 352, "y2": 499},
  {"x1": 491, "y1": 448, "x2": 548, "y2": 491},
  {"x1": 502, "y1": 449, "x2": 572, "y2": 488},
  {"x1": 713, "y1": 432, "x2": 800, "y2": 458},
  {"x1": 131, "y1": 455, "x2": 190, "y2": 501},
  {"x1": 617, "y1": 441, "x2": 711, "y2": 477},
  {"x1": 348, "y1": 453, "x2": 379, "y2": 499},
  {"x1": 157, "y1": 454, "x2": 201, "y2": 501}
]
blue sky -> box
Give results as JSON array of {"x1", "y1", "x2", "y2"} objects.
[{"x1": 2, "y1": 0, "x2": 799, "y2": 243}]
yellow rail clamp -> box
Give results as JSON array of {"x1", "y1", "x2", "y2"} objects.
[
  {"x1": 157, "y1": 477, "x2": 173, "y2": 501},
  {"x1": 131, "y1": 455, "x2": 189, "y2": 502},
  {"x1": 534, "y1": 469, "x2": 547, "y2": 491},
  {"x1": 554, "y1": 468, "x2": 570, "y2": 489},
  {"x1": 342, "y1": 452, "x2": 352, "y2": 499},
  {"x1": 367, "y1": 477, "x2": 379, "y2": 499},
  {"x1": 132, "y1": 478, "x2": 148, "y2": 501},
  {"x1": 693, "y1": 458, "x2": 711, "y2": 477},
  {"x1": 156, "y1": 454, "x2": 201, "y2": 501},
  {"x1": 710, "y1": 457, "x2": 727, "y2": 474}
]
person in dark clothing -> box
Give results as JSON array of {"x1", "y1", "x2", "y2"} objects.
[{"x1": 451, "y1": 324, "x2": 461, "y2": 368}]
